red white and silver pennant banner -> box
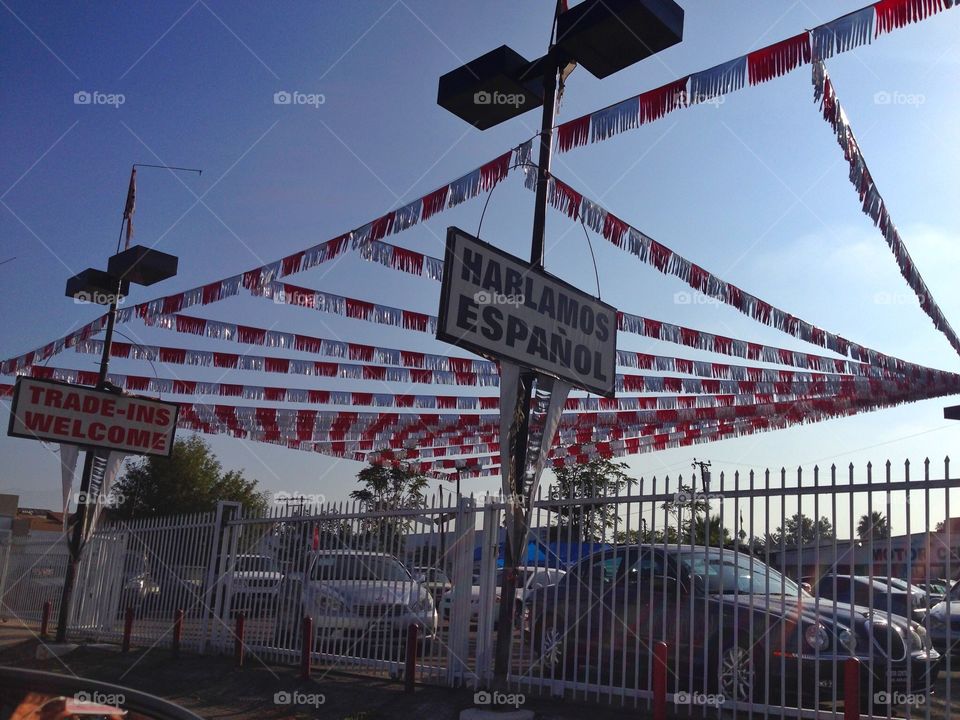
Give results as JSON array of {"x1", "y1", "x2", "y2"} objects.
[
  {"x1": 554, "y1": 0, "x2": 955, "y2": 153},
  {"x1": 0, "y1": 148, "x2": 520, "y2": 375},
  {"x1": 67, "y1": 335, "x2": 916, "y2": 385},
  {"x1": 812, "y1": 59, "x2": 960, "y2": 355},
  {"x1": 21, "y1": 364, "x2": 948, "y2": 410},
  {"x1": 541, "y1": 173, "x2": 960, "y2": 374}
]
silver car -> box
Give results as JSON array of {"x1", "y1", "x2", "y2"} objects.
[{"x1": 286, "y1": 550, "x2": 438, "y2": 646}]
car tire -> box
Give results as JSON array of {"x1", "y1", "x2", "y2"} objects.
[
  {"x1": 535, "y1": 617, "x2": 571, "y2": 678},
  {"x1": 714, "y1": 634, "x2": 764, "y2": 704}
]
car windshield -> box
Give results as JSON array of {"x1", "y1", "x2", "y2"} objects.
[
  {"x1": 236, "y1": 556, "x2": 274, "y2": 572},
  {"x1": 312, "y1": 555, "x2": 411, "y2": 581},
  {"x1": 950, "y1": 581, "x2": 960, "y2": 601},
  {"x1": 679, "y1": 551, "x2": 806, "y2": 596}
]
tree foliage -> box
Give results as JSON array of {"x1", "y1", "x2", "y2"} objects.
[
  {"x1": 765, "y1": 512, "x2": 835, "y2": 548},
  {"x1": 349, "y1": 462, "x2": 429, "y2": 551},
  {"x1": 547, "y1": 458, "x2": 634, "y2": 542},
  {"x1": 110, "y1": 436, "x2": 266, "y2": 519},
  {"x1": 857, "y1": 511, "x2": 890, "y2": 540}
]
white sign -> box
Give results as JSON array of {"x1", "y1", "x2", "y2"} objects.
[
  {"x1": 437, "y1": 228, "x2": 617, "y2": 397},
  {"x1": 8, "y1": 377, "x2": 179, "y2": 456}
]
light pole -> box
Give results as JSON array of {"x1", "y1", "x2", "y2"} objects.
[
  {"x1": 436, "y1": 0, "x2": 683, "y2": 684},
  {"x1": 55, "y1": 165, "x2": 191, "y2": 643}
]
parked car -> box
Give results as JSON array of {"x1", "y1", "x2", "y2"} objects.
[
  {"x1": 916, "y1": 579, "x2": 949, "y2": 601},
  {"x1": 438, "y1": 566, "x2": 565, "y2": 628},
  {"x1": 412, "y1": 566, "x2": 453, "y2": 604},
  {"x1": 529, "y1": 546, "x2": 939, "y2": 710},
  {"x1": 278, "y1": 550, "x2": 437, "y2": 648},
  {"x1": 925, "y1": 579, "x2": 960, "y2": 658},
  {"x1": 812, "y1": 574, "x2": 925, "y2": 622},
  {"x1": 228, "y1": 554, "x2": 284, "y2": 614}
]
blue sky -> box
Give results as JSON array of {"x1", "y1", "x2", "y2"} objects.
[{"x1": 2, "y1": 1, "x2": 959, "y2": 537}]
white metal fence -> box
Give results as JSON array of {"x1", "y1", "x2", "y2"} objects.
[{"x1": 0, "y1": 458, "x2": 957, "y2": 720}]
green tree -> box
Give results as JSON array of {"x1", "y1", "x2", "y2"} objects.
[
  {"x1": 547, "y1": 458, "x2": 634, "y2": 542},
  {"x1": 349, "y1": 462, "x2": 429, "y2": 552},
  {"x1": 658, "y1": 484, "x2": 732, "y2": 546},
  {"x1": 766, "y1": 512, "x2": 835, "y2": 547},
  {"x1": 110, "y1": 436, "x2": 266, "y2": 519},
  {"x1": 857, "y1": 511, "x2": 890, "y2": 541}
]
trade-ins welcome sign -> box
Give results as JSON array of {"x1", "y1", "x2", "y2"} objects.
[
  {"x1": 8, "y1": 376, "x2": 179, "y2": 456},
  {"x1": 437, "y1": 227, "x2": 617, "y2": 397}
]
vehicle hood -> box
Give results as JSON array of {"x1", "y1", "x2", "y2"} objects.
[
  {"x1": 709, "y1": 592, "x2": 905, "y2": 630},
  {"x1": 307, "y1": 579, "x2": 428, "y2": 607},
  {"x1": 928, "y1": 599, "x2": 960, "y2": 621}
]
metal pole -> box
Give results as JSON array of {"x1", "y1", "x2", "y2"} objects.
[
  {"x1": 492, "y1": 43, "x2": 560, "y2": 684},
  {"x1": 54, "y1": 286, "x2": 121, "y2": 643}
]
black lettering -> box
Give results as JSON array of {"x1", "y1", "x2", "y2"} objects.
[
  {"x1": 523, "y1": 277, "x2": 538, "y2": 310},
  {"x1": 505, "y1": 316, "x2": 528, "y2": 348},
  {"x1": 595, "y1": 312, "x2": 610, "y2": 342},
  {"x1": 574, "y1": 345, "x2": 591, "y2": 375},
  {"x1": 481, "y1": 259, "x2": 503, "y2": 293},
  {"x1": 593, "y1": 350, "x2": 608, "y2": 383},
  {"x1": 504, "y1": 267, "x2": 523, "y2": 297},
  {"x1": 526, "y1": 327, "x2": 549, "y2": 361},
  {"x1": 460, "y1": 247, "x2": 484, "y2": 284},
  {"x1": 480, "y1": 305, "x2": 503, "y2": 341},
  {"x1": 537, "y1": 286, "x2": 555, "y2": 319},
  {"x1": 456, "y1": 294, "x2": 478, "y2": 332},
  {"x1": 550, "y1": 333, "x2": 572, "y2": 368},
  {"x1": 579, "y1": 305, "x2": 595, "y2": 335},
  {"x1": 557, "y1": 293, "x2": 579, "y2": 329}
]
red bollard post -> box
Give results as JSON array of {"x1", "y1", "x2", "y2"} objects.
[
  {"x1": 172, "y1": 609, "x2": 184, "y2": 658},
  {"x1": 234, "y1": 612, "x2": 246, "y2": 667},
  {"x1": 844, "y1": 657, "x2": 860, "y2": 720},
  {"x1": 122, "y1": 607, "x2": 134, "y2": 653},
  {"x1": 300, "y1": 616, "x2": 313, "y2": 680},
  {"x1": 404, "y1": 624, "x2": 419, "y2": 693},
  {"x1": 653, "y1": 641, "x2": 668, "y2": 720},
  {"x1": 40, "y1": 601, "x2": 52, "y2": 639}
]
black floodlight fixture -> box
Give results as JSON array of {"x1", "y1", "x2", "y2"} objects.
[
  {"x1": 556, "y1": 0, "x2": 684, "y2": 79},
  {"x1": 107, "y1": 244, "x2": 179, "y2": 286},
  {"x1": 65, "y1": 268, "x2": 129, "y2": 305},
  {"x1": 437, "y1": 45, "x2": 545, "y2": 130}
]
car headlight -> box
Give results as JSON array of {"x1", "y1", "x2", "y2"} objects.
[
  {"x1": 804, "y1": 623, "x2": 830, "y2": 652},
  {"x1": 838, "y1": 628, "x2": 857, "y2": 653},
  {"x1": 908, "y1": 621, "x2": 931, "y2": 652}
]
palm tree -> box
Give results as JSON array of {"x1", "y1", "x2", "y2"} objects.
[{"x1": 857, "y1": 511, "x2": 890, "y2": 541}]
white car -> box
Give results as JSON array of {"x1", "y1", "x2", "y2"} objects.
[
  {"x1": 229, "y1": 554, "x2": 284, "y2": 612},
  {"x1": 926, "y1": 579, "x2": 960, "y2": 658},
  {"x1": 281, "y1": 550, "x2": 438, "y2": 646},
  {"x1": 439, "y1": 566, "x2": 566, "y2": 627}
]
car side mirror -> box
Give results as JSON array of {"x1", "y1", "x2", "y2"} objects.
[{"x1": 801, "y1": 582, "x2": 813, "y2": 594}]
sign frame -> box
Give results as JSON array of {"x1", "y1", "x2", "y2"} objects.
[
  {"x1": 437, "y1": 226, "x2": 618, "y2": 397},
  {"x1": 7, "y1": 376, "x2": 180, "y2": 457}
]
